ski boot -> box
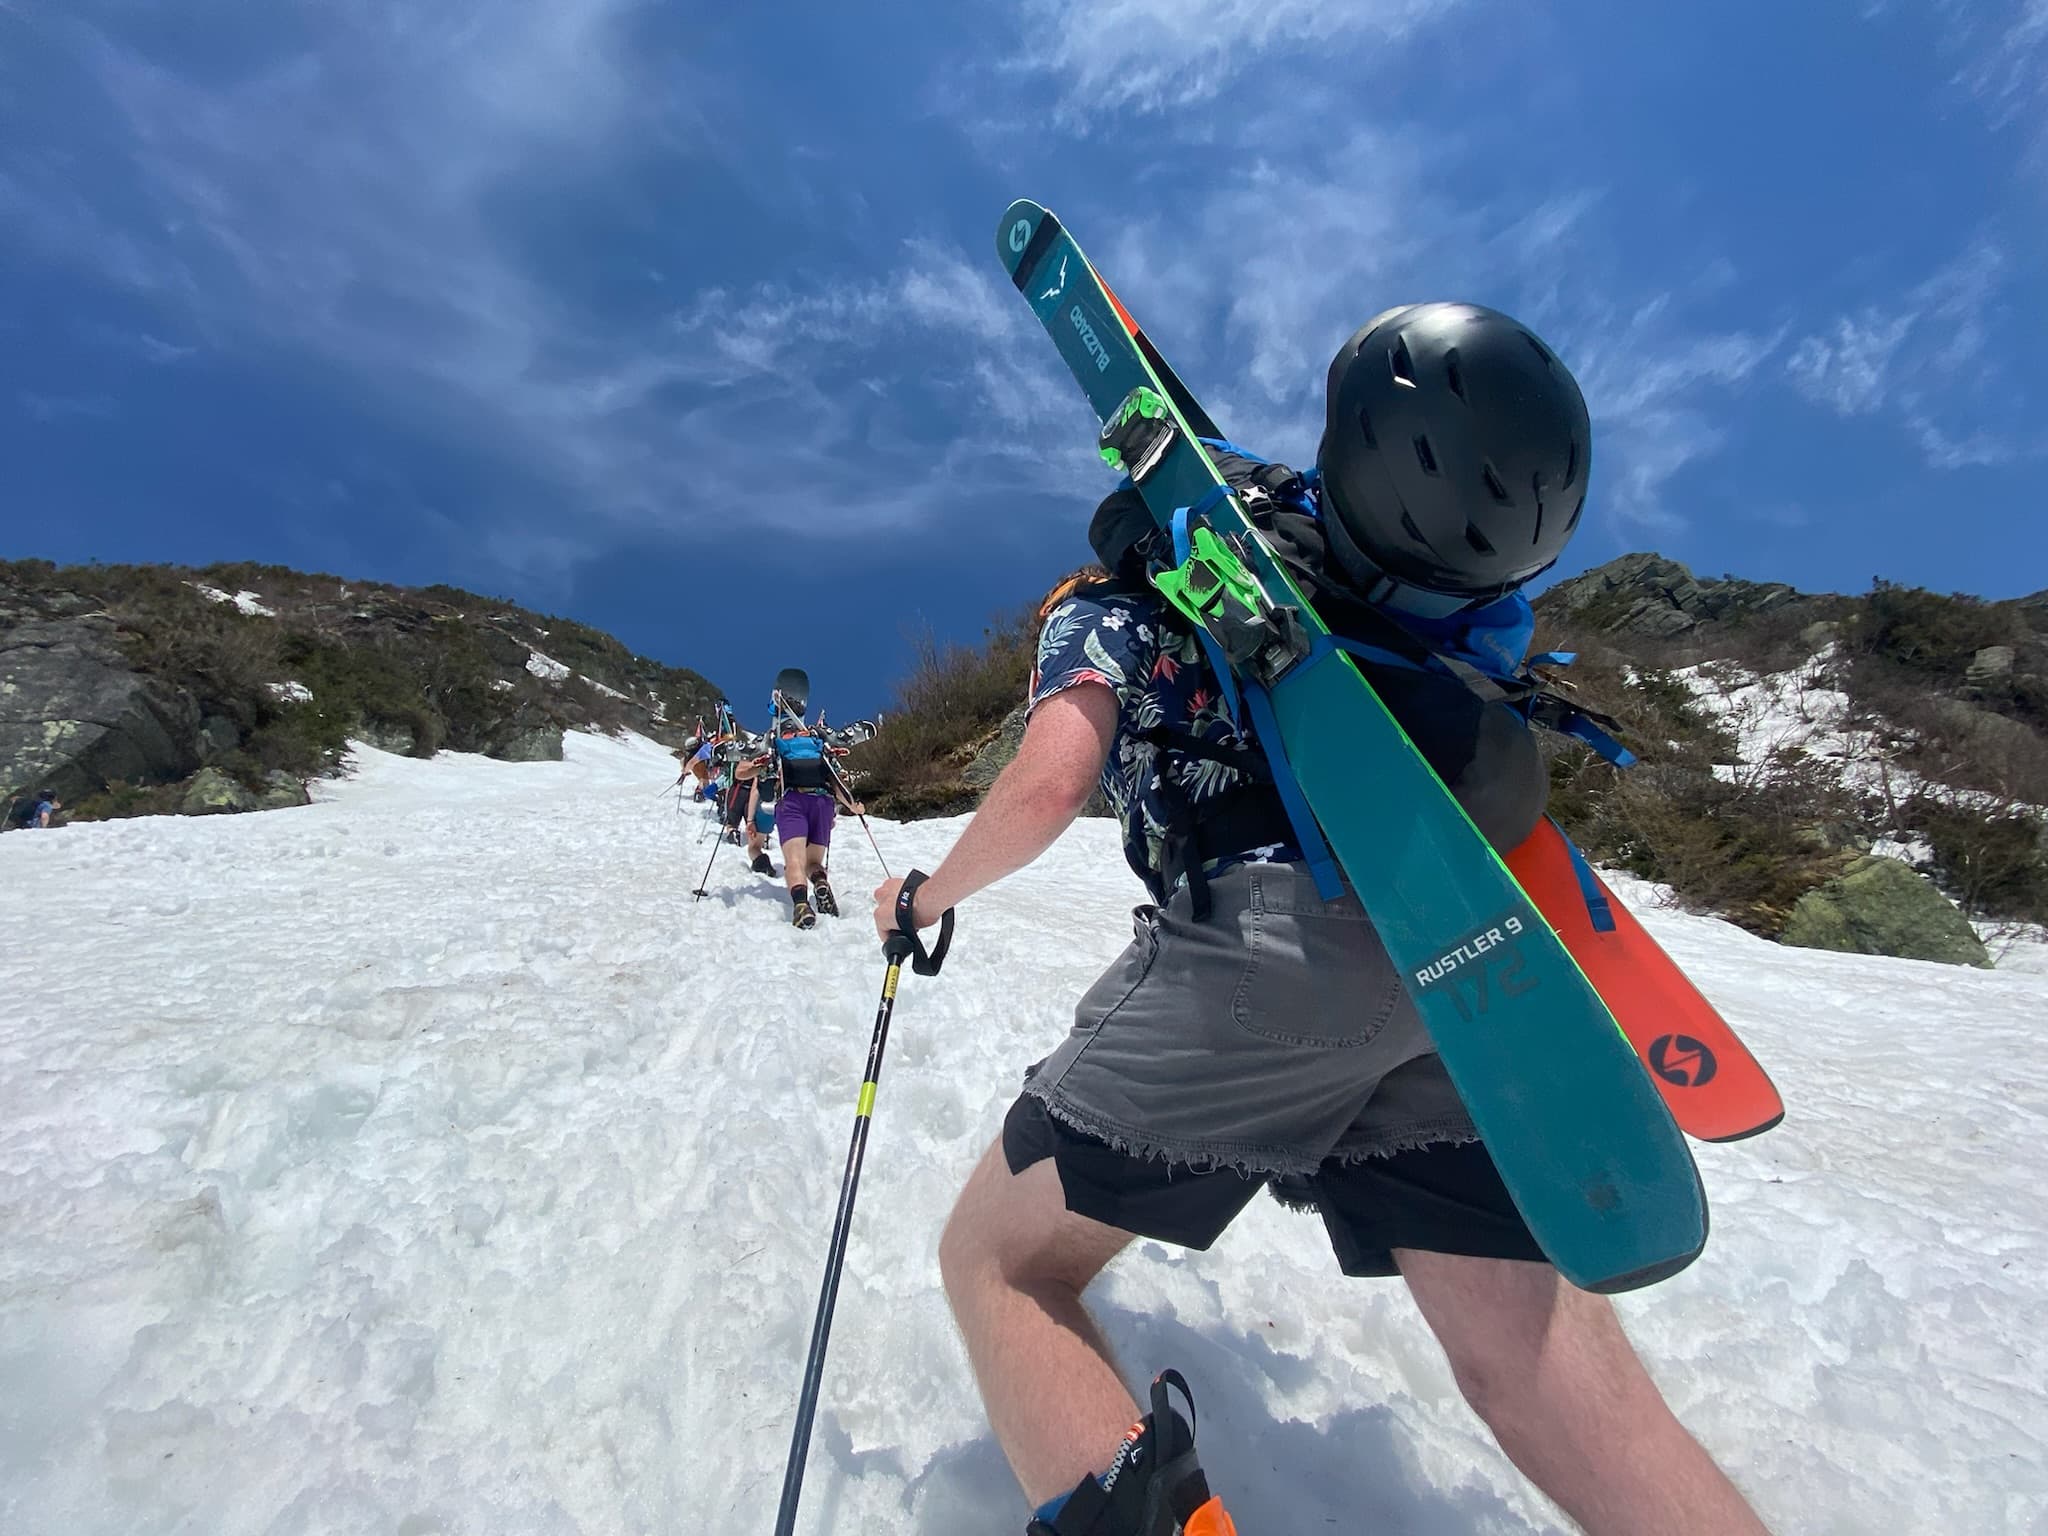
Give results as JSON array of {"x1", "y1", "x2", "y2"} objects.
[
  {"x1": 790, "y1": 887, "x2": 818, "y2": 930},
  {"x1": 1027, "y1": 1371, "x2": 1235, "y2": 1536},
  {"x1": 750, "y1": 852, "x2": 774, "y2": 877},
  {"x1": 809, "y1": 871, "x2": 840, "y2": 917}
]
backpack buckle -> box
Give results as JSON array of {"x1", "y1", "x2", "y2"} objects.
[
  {"x1": 1098, "y1": 385, "x2": 1179, "y2": 484},
  {"x1": 1151, "y1": 524, "x2": 1310, "y2": 686}
]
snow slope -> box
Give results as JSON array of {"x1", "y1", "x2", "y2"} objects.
[{"x1": 2, "y1": 732, "x2": 2043, "y2": 1534}]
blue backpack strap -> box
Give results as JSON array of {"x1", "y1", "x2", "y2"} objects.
[
  {"x1": 1308, "y1": 631, "x2": 1437, "y2": 678},
  {"x1": 1242, "y1": 684, "x2": 1345, "y2": 902},
  {"x1": 1557, "y1": 711, "x2": 1638, "y2": 769},
  {"x1": 1557, "y1": 820, "x2": 1617, "y2": 933},
  {"x1": 1167, "y1": 490, "x2": 1341, "y2": 902}
]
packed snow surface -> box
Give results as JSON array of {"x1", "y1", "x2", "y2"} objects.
[{"x1": 3, "y1": 732, "x2": 2044, "y2": 1535}]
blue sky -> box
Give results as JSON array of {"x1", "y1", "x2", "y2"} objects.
[{"x1": 4, "y1": 0, "x2": 2045, "y2": 719}]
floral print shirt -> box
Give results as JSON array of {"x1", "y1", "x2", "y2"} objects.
[{"x1": 1028, "y1": 587, "x2": 1293, "y2": 901}]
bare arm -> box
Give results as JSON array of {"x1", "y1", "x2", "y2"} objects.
[{"x1": 875, "y1": 683, "x2": 1117, "y2": 933}]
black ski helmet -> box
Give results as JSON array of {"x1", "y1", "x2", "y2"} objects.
[{"x1": 1317, "y1": 303, "x2": 1592, "y2": 614}]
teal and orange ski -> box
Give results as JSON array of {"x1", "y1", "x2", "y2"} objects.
[{"x1": 998, "y1": 199, "x2": 1707, "y2": 1292}]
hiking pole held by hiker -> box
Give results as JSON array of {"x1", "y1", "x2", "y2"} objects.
[
  {"x1": 824, "y1": 755, "x2": 890, "y2": 879},
  {"x1": 690, "y1": 780, "x2": 734, "y2": 900},
  {"x1": 774, "y1": 871, "x2": 954, "y2": 1536}
]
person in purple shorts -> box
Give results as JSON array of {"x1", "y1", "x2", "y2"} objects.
[{"x1": 772, "y1": 719, "x2": 863, "y2": 929}]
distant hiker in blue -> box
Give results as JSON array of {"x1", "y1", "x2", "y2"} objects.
[
  {"x1": 29, "y1": 792, "x2": 60, "y2": 828},
  {"x1": 775, "y1": 719, "x2": 862, "y2": 930},
  {"x1": 876, "y1": 306, "x2": 1771, "y2": 1534}
]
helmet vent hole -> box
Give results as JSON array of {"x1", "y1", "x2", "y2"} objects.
[
  {"x1": 1412, "y1": 435, "x2": 1440, "y2": 475},
  {"x1": 1563, "y1": 496, "x2": 1585, "y2": 536},
  {"x1": 1389, "y1": 337, "x2": 1417, "y2": 388},
  {"x1": 1464, "y1": 523, "x2": 1496, "y2": 557},
  {"x1": 1444, "y1": 349, "x2": 1466, "y2": 401},
  {"x1": 1400, "y1": 512, "x2": 1428, "y2": 547},
  {"x1": 1356, "y1": 408, "x2": 1377, "y2": 448},
  {"x1": 1480, "y1": 464, "x2": 1511, "y2": 504},
  {"x1": 1524, "y1": 334, "x2": 1555, "y2": 371},
  {"x1": 1564, "y1": 439, "x2": 1580, "y2": 489}
]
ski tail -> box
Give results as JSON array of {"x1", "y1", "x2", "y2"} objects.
[
  {"x1": 1507, "y1": 819, "x2": 1784, "y2": 1143},
  {"x1": 774, "y1": 667, "x2": 810, "y2": 720}
]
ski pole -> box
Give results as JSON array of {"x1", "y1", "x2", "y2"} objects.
[
  {"x1": 830, "y1": 765, "x2": 892, "y2": 879},
  {"x1": 774, "y1": 872, "x2": 953, "y2": 1536},
  {"x1": 691, "y1": 789, "x2": 732, "y2": 900}
]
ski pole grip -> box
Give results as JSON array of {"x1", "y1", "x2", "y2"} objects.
[{"x1": 892, "y1": 869, "x2": 955, "y2": 977}]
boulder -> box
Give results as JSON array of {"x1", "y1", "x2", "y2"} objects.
[
  {"x1": 0, "y1": 615, "x2": 201, "y2": 805},
  {"x1": 486, "y1": 724, "x2": 564, "y2": 763},
  {"x1": 256, "y1": 770, "x2": 310, "y2": 811},
  {"x1": 356, "y1": 719, "x2": 419, "y2": 756},
  {"x1": 198, "y1": 715, "x2": 242, "y2": 762},
  {"x1": 180, "y1": 766, "x2": 254, "y2": 815},
  {"x1": 1780, "y1": 855, "x2": 1992, "y2": 968},
  {"x1": 1966, "y1": 645, "x2": 2016, "y2": 689}
]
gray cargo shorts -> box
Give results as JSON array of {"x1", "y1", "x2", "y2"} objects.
[{"x1": 1022, "y1": 861, "x2": 1478, "y2": 1176}]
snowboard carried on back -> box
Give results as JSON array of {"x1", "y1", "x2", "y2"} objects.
[{"x1": 998, "y1": 198, "x2": 1709, "y2": 1292}]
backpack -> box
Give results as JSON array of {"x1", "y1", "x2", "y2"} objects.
[
  {"x1": 1083, "y1": 443, "x2": 1633, "y2": 915},
  {"x1": 1090, "y1": 441, "x2": 1633, "y2": 763}
]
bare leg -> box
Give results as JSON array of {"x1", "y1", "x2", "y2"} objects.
[
  {"x1": 781, "y1": 835, "x2": 810, "y2": 897},
  {"x1": 1397, "y1": 1249, "x2": 1772, "y2": 1536},
  {"x1": 939, "y1": 1137, "x2": 1137, "y2": 1507}
]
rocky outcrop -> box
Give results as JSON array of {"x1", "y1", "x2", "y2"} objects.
[
  {"x1": 0, "y1": 614, "x2": 201, "y2": 806},
  {"x1": 1539, "y1": 553, "x2": 1823, "y2": 643},
  {"x1": 1779, "y1": 855, "x2": 1992, "y2": 968},
  {"x1": 963, "y1": 703, "x2": 1113, "y2": 819},
  {"x1": 3, "y1": 558, "x2": 725, "y2": 826}
]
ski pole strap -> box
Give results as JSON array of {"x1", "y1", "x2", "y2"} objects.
[
  {"x1": 1557, "y1": 821, "x2": 1617, "y2": 933},
  {"x1": 891, "y1": 870, "x2": 955, "y2": 976}
]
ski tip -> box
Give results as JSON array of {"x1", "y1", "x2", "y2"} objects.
[{"x1": 996, "y1": 199, "x2": 1057, "y2": 284}]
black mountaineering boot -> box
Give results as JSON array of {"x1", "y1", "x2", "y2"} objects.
[
  {"x1": 810, "y1": 870, "x2": 840, "y2": 917},
  {"x1": 750, "y1": 852, "x2": 774, "y2": 876},
  {"x1": 1026, "y1": 1371, "x2": 1235, "y2": 1536}
]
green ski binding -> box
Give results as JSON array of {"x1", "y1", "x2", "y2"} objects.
[
  {"x1": 1100, "y1": 385, "x2": 1179, "y2": 484},
  {"x1": 1151, "y1": 524, "x2": 1310, "y2": 685}
]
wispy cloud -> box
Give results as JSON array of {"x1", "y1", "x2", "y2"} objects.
[
  {"x1": 1948, "y1": 0, "x2": 2048, "y2": 124},
  {"x1": 2, "y1": 3, "x2": 736, "y2": 567},
  {"x1": 1007, "y1": 0, "x2": 1468, "y2": 119},
  {"x1": 1786, "y1": 240, "x2": 2030, "y2": 468},
  {"x1": 1786, "y1": 312, "x2": 1915, "y2": 415},
  {"x1": 1083, "y1": 120, "x2": 1777, "y2": 541},
  {"x1": 18, "y1": 392, "x2": 120, "y2": 423}
]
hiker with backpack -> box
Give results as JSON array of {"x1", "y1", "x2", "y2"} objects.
[
  {"x1": 874, "y1": 305, "x2": 1771, "y2": 1534},
  {"x1": 722, "y1": 745, "x2": 780, "y2": 877},
  {"x1": 774, "y1": 716, "x2": 863, "y2": 930}
]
